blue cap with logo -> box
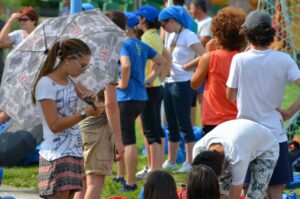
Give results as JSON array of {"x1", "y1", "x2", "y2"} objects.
[
  {"x1": 135, "y1": 5, "x2": 159, "y2": 23},
  {"x1": 125, "y1": 12, "x2": 139, "y2": 29}
]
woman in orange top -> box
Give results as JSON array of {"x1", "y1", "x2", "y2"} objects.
[{"x1": 191, "y1": 6, "x2": 246, "y2": 135}]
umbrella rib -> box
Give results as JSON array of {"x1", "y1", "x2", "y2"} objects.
[{"x1": 42, "y1": 25, "x2": 49, "y2": 53}]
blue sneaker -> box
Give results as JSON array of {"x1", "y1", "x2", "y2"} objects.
[
  {"x1": 120, "y1": 184, "x2": 138, "y2": 192},
  {"x1": 113, "y1": 177, "x2": 126, "y2": 185}
]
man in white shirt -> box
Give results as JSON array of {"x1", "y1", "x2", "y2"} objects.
[
  {"x1": 189, "y1": 0, "x2": 212, "y2": 47},
  {"x1": 226, "y1": 10, "x2": 300, "y2": 199},
  {"x1": 193, "y1": 119, "x2": 279, "y2": 199}
]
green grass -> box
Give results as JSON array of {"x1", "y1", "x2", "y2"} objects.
[
  {"x1": 2, "y1": 166, "x2": 38, "y2": 189},
  {"x1": 2, "y1": 83, "x2": 300, "y2": 198}
]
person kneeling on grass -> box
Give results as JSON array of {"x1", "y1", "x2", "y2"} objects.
[{"x1": 193, "y1": 119, "x2": 279, "y2": 199}]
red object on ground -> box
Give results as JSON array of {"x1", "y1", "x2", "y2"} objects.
[{"x1": 107, "y1": 196, "x2": 128, "y2": 199}]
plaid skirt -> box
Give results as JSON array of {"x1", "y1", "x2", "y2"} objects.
[{"x1": 38, "y1": 156, "x2": 83, "y2": 198}]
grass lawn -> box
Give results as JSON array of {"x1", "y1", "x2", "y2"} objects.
[{"x1": 2, "y1": 83, "x2": 300, "y2": 198}]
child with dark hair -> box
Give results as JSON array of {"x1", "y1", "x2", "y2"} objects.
[
  {"x1": 193, "y1": 119, "x2": 279, "y2": 199},
  {"x1": 177, "y1": 150, "x2": 224, "y2": 199},
  {"x1": 115, "y1": 12, "x2": 167, "y2": 192},
  {"x1": 192, "y1": 150, "x2": 223, "y2": 177},
  {"x1": 191, "y1": 6, "x2": 246, "y2": 136},
  {"x1": 227, "y1": 10, "x2": 300, "y2": 199},
  {"x1": 186, "y1": 165, "x2": 220, "y2": 199},
  {"x1": 143, "y1": 170, "x2": 179, "y2": 199},
  {"x1": 32, "y1": 38, "x2": 104, "y2": 198},
  {"x1": 134, "y1": 5, "x2": 171, "y2": 180}
]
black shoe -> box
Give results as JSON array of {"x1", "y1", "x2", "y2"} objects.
[
  {"x1": 120, "y1": 184, "x2": 138, "y2": 192},
  {"x1": 113, "y1": 177, "x2": 126, "y2": 185}
]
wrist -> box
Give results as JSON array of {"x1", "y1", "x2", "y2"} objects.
[
  {"x1": 79, "y1": 109, "x2": 87, "y2": 119},
  {"x1": 145, "y1": 79, "x2": 151, "y2": 86}
]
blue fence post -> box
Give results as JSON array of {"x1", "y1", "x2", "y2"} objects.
[{"x1": 70, "y1": 0, "x2": 82, "y2": 14}]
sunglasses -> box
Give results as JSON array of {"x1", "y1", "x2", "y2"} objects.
[
  {"x1": 18, "y1": 17, "x2": 30, "y2": 22},
  {"x1": 72, "y1": 59, "x2": 90, "y2": 70},
  {"x1": 160, "y1": 19, "x2": 170, "y2": 27}
]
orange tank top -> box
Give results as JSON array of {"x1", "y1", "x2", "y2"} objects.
[{"x1": 201, "y1": 49, "x2": 238, "y2": 125}]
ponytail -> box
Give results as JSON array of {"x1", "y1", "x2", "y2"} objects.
[{"x1": 31, "y1": 38, "x2": 91, "y2": 104}]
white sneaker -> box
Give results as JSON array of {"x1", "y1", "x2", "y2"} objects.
[
  {"x1": 136, "y1": 166, "x2": 148, "y2": 181},
  {"x1": 174, "y1": 162, "x2": 192, "y2": 173},
  {"x1": 162, "y1": 160, "x2": 177, "y2": 171}
]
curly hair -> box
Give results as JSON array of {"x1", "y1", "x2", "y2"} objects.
[
  {"x1": 211, "y1": 6, "x2": 246, "y2": 51},
  {"x1": 240, "y1": 23, "x2": 275, "y2": 47}
]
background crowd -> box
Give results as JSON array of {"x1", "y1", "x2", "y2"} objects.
[{"x1": 0, "y1": 0, "x2": 300, "y2": 199}]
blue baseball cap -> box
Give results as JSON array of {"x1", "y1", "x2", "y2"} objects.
[
  {"x1": 82, "y1": 3, "x2": 96, "y2": 11},
  {"x1": 135, "y1": 5, "x2": 159, "y2": 23},
  {"x1": 125, "y1": 12, "x2": 139, "y2": 29}
]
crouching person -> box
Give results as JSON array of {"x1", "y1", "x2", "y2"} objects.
[{"x1": 193, "y1": 119, "x2": 279, "y2": 199}]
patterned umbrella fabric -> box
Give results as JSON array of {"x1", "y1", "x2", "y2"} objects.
[{"x1": 0, "y1": 9, "x2": 124, "y2": 129}]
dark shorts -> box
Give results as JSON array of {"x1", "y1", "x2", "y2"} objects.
[
  {"x1": 191, "y1": 91, "x2": 197, "y2": 107},
  {"x1": 141, "y1": 86, "x2": 165, "y2": 144},
  {"x1": 119, "y1": 100, "x2": 145, "y2": 145},
  {"x1": 38, "y1": 156, "x2": 83, "y2": 198},
  {"x1": 202, "y1": 125, "x2": 217, "y2": 136},
  {"x1": 245, "y1": 142, "x2": 293, "y2": 186}
]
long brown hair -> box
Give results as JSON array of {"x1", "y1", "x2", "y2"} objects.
[
  {"x1": 186, "y1": 165, "x2": 220, "y2": 199},
  {"x1": 144, "y1": 170, "x2": 179, "y2": 199},
  {"x1": 31, "y1": 38, "x2": 91, "y2": 104}
]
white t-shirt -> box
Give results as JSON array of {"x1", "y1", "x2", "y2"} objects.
[
  {"x1": 9, "y1": 30, "x2": 25, "y2": 48},
  {"x1": 226, "y1": 49, "x2": 300, "y2": 143},
  {"x1": 165, "y1": 28, "x2": 201, "y2": 83},
  {"x1": 196, "y1": 16, "x2": 212, "y2": 37},
  {"x1": 35, "y1": 76, "x2": 82, "y2": 161},
  {"x1": 193, "y1": 119, "x2": 279, "y2": 185}
]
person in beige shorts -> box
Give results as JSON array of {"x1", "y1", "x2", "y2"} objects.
[
  {"x1": 73, "y1": 11, "x2": 127, "y2": 199},
  {"x1": 81, "y1": 120, "x2": 115, "y2": 176}
]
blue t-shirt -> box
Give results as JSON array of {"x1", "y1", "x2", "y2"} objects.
[{"x1": 117, "y1": 38, "x2": 157, "y2": 102}]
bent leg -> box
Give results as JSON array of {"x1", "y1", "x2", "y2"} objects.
[{"x1": 247, "y1": 159, "x2": 276, "y2": 199}]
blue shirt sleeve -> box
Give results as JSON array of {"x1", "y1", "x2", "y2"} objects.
[{"x1": 119, "y1": 42, "x2": 130, "y2": 58}]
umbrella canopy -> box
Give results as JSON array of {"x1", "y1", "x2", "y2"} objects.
[{"x1": 0, "y1": 9, "x2": 124, "y2": 129}]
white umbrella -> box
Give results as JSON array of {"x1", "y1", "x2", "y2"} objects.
[{"x1": 0, "y1": 9, "x2": 124, "y2": 129}]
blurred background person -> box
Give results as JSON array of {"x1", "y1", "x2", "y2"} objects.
[
  {"x1": 135, "y1": 5, "x2": 171, "y2": 180},
  {"x1": 191, "y1": 6, "x2": 246, "y2": 135},
  {"x1": 59, "y1": 0, "x2": 70, "y2": 16},
  {"x1": 0, "y1": 6, "x2": 38, "y2": 48},
  {"x1": 159, "y1": 6, "x2": 204, "y2": 173},
  {"x1": 0, "y1": 6, "x2": 39, "y2": 124},
  {"x1": 114, "y1": 12, "x2": 166, "y2": 192}
]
